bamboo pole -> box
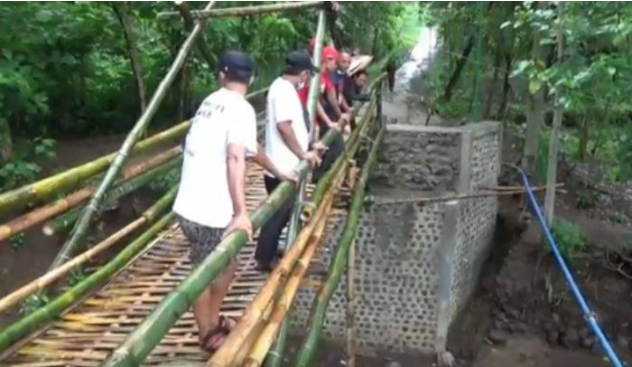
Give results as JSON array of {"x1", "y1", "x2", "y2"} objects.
[
  {"x1": 175, "y1": 1, "x2": 215, "y2": 70},
  {"x1": 209, "y1": 145, "x2": 349, "y2": 367},
  {"x1": 0, "y1": 147, "x2": 181, "y2": 242},
  {"x1": 0, "y1": 212, "x2": 175, "y2": 352},
  {"x1": 208, "y1": 188, "x2": 338, "y2": 367},
  {"x1": 43, "y1": 158, "x2": 181, "y2": 237},
  {"x1": 286, "y1": 8, "x2": 326, "y2": 255},
  {"x1": 0, "y1": 122, "x2": 189, "y2": 217},
  {"x1": 294, "y1": 126, "x2": 385, "y2": 367},
  {"x1": 158, "y1": 1, "x2": 324, "y2": 20},
  {"x1": 0, "y1": 188, "x2": 176, "y2": 315},
  {"x1": 43, "y1": 206, "x2": 82, "y2": 236},
  {"x1": 102, "y1": 122, "x2": 345, "y2": 367},
  {"x1": 368, "y1": 186, "x2": 566, "y2": 206},
  {"x1": 243, "y1": 209, "x2": 330, "y2": 367},
  {"x1": 51, "y1": 1, "x2": 216, "y2": 271}
]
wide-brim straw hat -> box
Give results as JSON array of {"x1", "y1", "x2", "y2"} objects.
[{"x1": 348, "y1": 55, "x2": 373, "y2": 76}]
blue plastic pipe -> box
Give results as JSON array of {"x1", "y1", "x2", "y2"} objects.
[{"x1": 508, "y1": 163, "x2": 624, "y2": 367}]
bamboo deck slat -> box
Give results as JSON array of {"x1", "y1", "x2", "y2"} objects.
[{"x1": 1, "y1": 165, "x2": 307, "y2": 366}]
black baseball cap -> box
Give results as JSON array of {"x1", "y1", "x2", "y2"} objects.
[
  {"x1": 285, "y1": 51, "x2": 319, "y2": 74},
  {"x1": 219, "y1": 51, "x2": 255, "y2": 81}
]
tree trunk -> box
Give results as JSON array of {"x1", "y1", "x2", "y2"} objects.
[
  {"x1": 522, "y1": 1, "x2": 547, "y2": 176},
  {"x1": 443, "y1": 36, "x2": 475, "y2": 101},
  {"x1": 484, "y1": 41, "x2": 502, "y2": 119},
  {"x1": 0, "y1": 118, "x2": 12, "y2": 162},
  {"x1": 177, "y1": 61, "x2": 191, "y2": 122},
  {"x1": 544, "y1": 1, "x2": 565, "y2": 225},
  {"x1": 112, "y1": 2, "x2": 148, "y2": 115},
  {"x1": 497, "y1": 52, "x2": 513, "y2": 120},
  {"x1": 578, "y1": 112, "x2": 588, "y2": 161}
]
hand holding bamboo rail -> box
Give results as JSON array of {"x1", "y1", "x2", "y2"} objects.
[
  {"x1": 0, "y1": 121, "x2": 190, "y2": 218},
  {"x1": 0, "y1": 212, "x2": 175, "y2": 352},
  {"x1": 158, "y1": 1, "x2": 324, "y2": 20},
  {"x1": 294, "y1": 126, "x2": 386, "y2": 367},
  {"x1": 51, "y1": 1, "x2": 216, "y2": 271},
  {"x1": 243, "y1": 203, "x2": 331, "y2": 367},
  {"x1": 0, "y1": 187, "x2": 177, "y2": 315},
  {"x1": 0, "y1": 147, "x2": 181, "y2": 242}
]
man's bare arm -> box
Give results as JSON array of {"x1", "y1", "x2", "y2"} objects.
[
  {"x1": 278, "y1": 121, "x2": 306, "y2": 158},
  {"x1": 226, "y1": 144, "x2": 248, "y2": 216}
]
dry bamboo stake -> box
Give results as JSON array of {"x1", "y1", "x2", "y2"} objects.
[
  {"x1": 0, "y1": 187, "x2": 177, "y2": 314},
  {"x1": 369, "y1": 186, "x2": 566, "y2": 206},
  {"x1": 0, "y1": 146, "x2": 181, "y2": 242},
  {"x1": 243, "y1": 209, "x2": 330, "y2": 367},
  {"x1": 208, "y1": 181, "x2": 340, "y2": 367},
  {"x1": 233, "y1": 297, "x2": 275, "y2": 367}
]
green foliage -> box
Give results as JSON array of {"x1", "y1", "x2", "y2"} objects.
[
  {"x1": 10, "y1": 232, "x2": 25, "y2": 250},
  {"x1": 550, "y1": 218, "x2": 587, "y2": 256},
  {"x1": 21, "y1": 292, "x2": 50, "y2": 315},
  {"x1": 67, "y1": 268, "x2": 88, "y2": 287},
  {"x1": 148, "y1": 169, "x2": 180, "y2": 193},
  {"x1": 0, "y1": 137, "x2": 56, "y2": 191}
]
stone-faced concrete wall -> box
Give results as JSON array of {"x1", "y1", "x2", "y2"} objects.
[
  {"x1": 291, "y1": 202, "x2": 445, "y2": 356},
  {"x1": 291, "y1": 121, "x2": 502, "y2": 357},
  {"x1": 374, "y1": 125, "x2": 461, "y2": 192}
]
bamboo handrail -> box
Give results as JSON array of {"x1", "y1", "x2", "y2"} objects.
[
  {"x1": 0, "y1": 188, "x2": 177, "y2": 314},
  {"x1": 294, "y1": 126, "x2": 386, "y2": 367},
  {"x1": 158, "y1": 1, "x2": 324, "y2": 20},
  {"x1": 0, "y1": 212, "x2": 175, "y2": 352},
  {"x1": 51, "y1": 1, "x2": 216, "y2": 271},
  {"x1": 0, "y1": 147, "x2": 181, "y2": 242},
  {"x1": 0, "y1": 122, "x2": 190, "y2": 218},
  {"x1": 208, "y1": 163, "x2": 344, "y2": 367},
  {"x1": 243, "y1": 206, "x2": 331, "y2": 367}
]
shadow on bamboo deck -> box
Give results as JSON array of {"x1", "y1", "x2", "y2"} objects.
[{"x1": 2, "y1": 165, "x2": 281, "y2": 366}]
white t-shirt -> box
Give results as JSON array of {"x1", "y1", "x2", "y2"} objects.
[
  {"x1": 173, "y1": 88, "x2": 258, "y2": 229},
  {"x1": 265, "y1": 77, "x2": 309, "y2": 176}
]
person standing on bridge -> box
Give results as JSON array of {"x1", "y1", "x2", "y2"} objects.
[
  {"x1": 312, "y1": 45, "x2": 351, "y2": 182},
  {"x1": 254, "y1": 51, "x2": 324, "y2": 272},
  {"x1": 173, "y1": 51, "x2": 293, "y2": 353}
]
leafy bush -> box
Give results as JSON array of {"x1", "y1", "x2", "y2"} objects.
[
  {"x1": 0, "y1": 137, "x2": 56, "y2": 191},
  {"x1": 148, "y1": 169, "x2": 180, "y2": 192},
  {"x1": 550, "y1": 219, "x2": 587, "y2": 256}
]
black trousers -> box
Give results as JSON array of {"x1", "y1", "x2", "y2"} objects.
[
  {"x1": 312, "y1": 123, "x2": 344, "y2": 183},
  {"x1": 255, "y1": 176, "x2": 294, "y2": 265}
]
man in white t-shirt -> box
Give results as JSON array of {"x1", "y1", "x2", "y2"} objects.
[
  {"x1": 173, "y1": 51, "x2": 292, "y2": 352},
  {"x1": 254, "y1": 51, "x2": 323, "y2": 271}
]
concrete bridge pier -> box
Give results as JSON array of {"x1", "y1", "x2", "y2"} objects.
[{"x1": 292, "y1": 121, "x2": 503, "y2": 359}]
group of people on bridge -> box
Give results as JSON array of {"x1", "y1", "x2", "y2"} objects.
[{"x1": 171, "y1": 40, "x2": 371, "y2": 353}]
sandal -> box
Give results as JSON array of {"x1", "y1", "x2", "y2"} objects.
[{"x1": 200, "y1": 316, "x2": 238, "y2": 353}]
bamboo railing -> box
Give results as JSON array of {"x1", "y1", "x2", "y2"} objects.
[
  {"x1": 0, "y1": 121, "x2": 189, "y2": 218},
  {"x1": 0, "y1": 147, "x2": 181, "y2": 242},
  {"x1": 0, "y1": 187, "x2": 177, "y2": 314},
  {"x1": 294, "y1": 126, "x2": 386, "y2": 367},
  {"x1": 0, "y1": 211, "x2": 176, "y2": 351}
]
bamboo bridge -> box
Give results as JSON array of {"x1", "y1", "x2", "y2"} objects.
[{"x1": 0, "y1": 2, "x2": 510, "y2": 367}]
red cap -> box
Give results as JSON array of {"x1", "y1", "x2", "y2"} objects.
[
  {"x1": 322, "y1": 45, "x2": 339, "y2": 61},
  {"x1": 308, "y1": 38, "x2": 316, "y2": 57}
]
